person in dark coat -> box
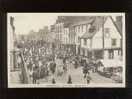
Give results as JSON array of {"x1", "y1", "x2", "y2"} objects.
[
  {"x1": 86, "y1": 72, "x2": 91, "y2": 84},
  {"x1": 67, "y1": 75, "x2": 72, "y2": 84},
  {"x1": 83, "y1": 62, "x2": 89, "y2": 78},
  {"x1": 63, "y1": 57, "x2": 67, "y2": 73},
  {"x1": 53, "y1": 62, "x2": 56, "y2": 74},
  {"x1": 52, "y1": 78, "x2": 56, "y2": 84},
  {"x1": 63, "y1": 57, "x2": 66, "y2": 64},
  {"x1": 74, "y1": 60, "x2": 78, "y2": 69},
  {"x1": 50, "y1": 61, "x2": 56, "y2": 74},
  {"x1": 32, "y1": 66, "x2": 39, "y2": 84}
]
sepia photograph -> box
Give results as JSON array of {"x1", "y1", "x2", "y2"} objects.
[{"x1": 7, "y1": 13, "x2": 125, "y2": 88}]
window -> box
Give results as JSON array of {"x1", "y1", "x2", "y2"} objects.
[
  {"x1": 105, "y1": 28, "x2": 110, "y2": 33},
  {"x1": 58, "y1": 26, "x2": 60, "y2": 33},
  {"x1": 75, "y1": 27, "x2": 77, "y2": 33},
  {"x1": 60, "y1": 28, "x2": 62, "y2": 33},
  {"x1": 118, "y1": 50, "x2": 121, "y2": 55},
  {"x1": 83, "y1": 49, "x2": 85, "y2": 56},
  {"x1": 109, "y1": 50, "x2": 114, "y2": 59},
  {"x1": 89, "y1": 26, "x2": 95, "y2": 33},
  {"x1": 84, "y1": 39, "x2": 87, "y2": 45},
  {"x1": 86, "y1": 24, "x2": 90, "y2": 32},
  {"x1": 83, "y1": 25, "x2": 86, "y2": 33},
  {"x1": 82, "y1": 25, "x2": 83, "y2": 32},
  {"x1": 66, "y1": 38, "x2": 67, "y2": 44},
  {"x1": 78, "y1": 26, "x2": 80, "y2": 32},
  {"x1": 74, "y1": 27, "x2": 76, "y2": 33},
  {"x1": 75, "y1": 26, "x2": 77, "y2": 32},
  {"x1": 112, "y1": 39, "x2": 116, "y2": 46},
  {"x1": 77, "y1": 27, "x2": 78, "y2": 32},
  {"x1": 105, "y1": 28, "x2": 110, "y2": 37},
  {"x1": 78, "y1": 37, "x2": 81, "y2": 43}
]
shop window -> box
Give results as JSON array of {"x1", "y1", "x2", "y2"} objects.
[
  {"x1": 109, "y1": 50, "x2": 114, "y2": 59},
  {"x1": 94, "y1": 50, "x2": 103, "y2": 59}
]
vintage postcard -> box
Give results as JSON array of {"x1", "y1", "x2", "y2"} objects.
[{"x1": 7, "y1": 13, "x2": 125, "y2": 88}]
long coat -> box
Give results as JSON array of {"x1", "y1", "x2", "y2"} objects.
[
  {"x1": 32, "y1": 67, "x2": 40, "y2": 80},
  {"x1": 83, "y1": 63, "x2": 90, "y2": 74}
]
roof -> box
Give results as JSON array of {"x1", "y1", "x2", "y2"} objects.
[
  {"x1": 81, "y1": 16, "x2": 121, "y2": 39},
  {"x1": 81, "y1": 16, "x2": 107, "y2": 39},
  {"x1": 81, "y1": 32, "x2": 96, "y2": 39},
  {"x1": 109, "y1": 16, "x2": 122, "y2": 36},
  {"x1": 55, "y1": 16, "x2": 121, "y2": 39},
  {"x1": 57, "y1": 16, "x2": 95, "y2": 27},
  {"x1": 70, "y1": 17, "x2": 95, "y2": 26}
]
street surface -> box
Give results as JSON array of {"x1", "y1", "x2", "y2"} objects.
[
  {"x1": 38, "y1": 64, "x2": 115, "y2": 84},
  {"x1": 10, "y1": 71, "x2": 21, "y2": 84},
  {"x1": 10, "y1": 62, "x2": 115, "y2": 84}
]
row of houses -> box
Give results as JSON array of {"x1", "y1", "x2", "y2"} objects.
[
  {"x1": 51, "y1": 16, "x2": 123, "y2": 60},
  {"x1": 17, "y1": 15, "x2": 123, "y2": 60}
]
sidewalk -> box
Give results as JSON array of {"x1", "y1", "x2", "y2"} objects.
[{"x1": 10, "y1": 71, "x2": 21, "y2": 84}]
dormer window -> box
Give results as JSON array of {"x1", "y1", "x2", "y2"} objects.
[{"x1": 89, "y1": 26, "x2": 96, "y2": 33}]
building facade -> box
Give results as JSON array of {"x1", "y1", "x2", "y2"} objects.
[
  {"x1": 80, "y1": 16, "x2": 122, "y2": 60},
  {"x1": 53, "y1": 16, "x2": 122, "y2": 60}
]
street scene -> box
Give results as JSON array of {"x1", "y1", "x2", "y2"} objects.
[{"x1": 8, "y1": 13, "x2": 125, "y2": 87}]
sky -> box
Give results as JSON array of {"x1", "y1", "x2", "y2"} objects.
[
  {"x1": 7, "y1": 13, "x2": 123, "y2": 35},
  {"x1": 8, "y1": 13, "x2": 58, "y2": 35}
]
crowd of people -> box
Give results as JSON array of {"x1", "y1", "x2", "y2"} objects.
[{"x1": 16, "y1": 39, "x2": 99, "y2": 84}]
